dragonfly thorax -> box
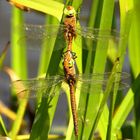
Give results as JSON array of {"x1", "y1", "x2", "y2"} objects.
[
  {"x1": 64, "y1": 16, "x2": 76, "y2": 43},
  {"x1": 64, "y1": 6, "x2": 77, "y2": 47},
  {"x1": 63, "y1": 50, "x2": 76, "y2": 83}
]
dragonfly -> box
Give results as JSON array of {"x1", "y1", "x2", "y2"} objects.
[
  {"x1": 14, "y1": 6, "x2": 128, "y2": 137},
  {"x1": 6, "y1": 0, "x2": 30, "y2": 11},
  {"x1": 18, "y1": 7, "x2": 121, "y2": 52}
]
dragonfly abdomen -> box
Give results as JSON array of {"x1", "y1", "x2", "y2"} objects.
[{"x1": 69, "y1": 82, "x2": 78, "y2": 136}]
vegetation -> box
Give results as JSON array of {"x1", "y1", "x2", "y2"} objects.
[{"x1": 0, "y1": 0, "x2": 140, "y2": 140}]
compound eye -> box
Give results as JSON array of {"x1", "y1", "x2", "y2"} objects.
[
  {"x1": 69, "y1": 59, "x2": 74, "y2": 68},
  {"x1": 64, "y1": 6, "x2": 76, "y2": 16},
  {"x1": 72, "y1": 52, "x2": 77, "y2": 59}
]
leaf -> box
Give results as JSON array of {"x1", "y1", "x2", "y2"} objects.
[
  {"x1": 3, "y1": 66, "x2": 28, "y2": 139},
  {"x1": 8, "y1": 0, "x2": 64, "y2": 21},
  {"x1": 0, "y1": 115, "x2": 7, "y2": 136},
  {"x1": 0, "y1": 42, "x2": 10, "y2": 70},
  {"x1": 132, "y1": 74, "x2": 140, "y2": 140},
  {"x1": 0, "y1": 101, "x2": 17, "y2": 122}
]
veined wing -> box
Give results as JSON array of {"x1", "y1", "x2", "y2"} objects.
[
  {"x1": 18, "y1": 24, "x2": 66, "y2": 51},
  {"x1": 22, "y1": 24, "x2": 65, "y2": 39},
  {"x1": 75, "y1": 27, "x2": 125, "y2": 51},
  {"x1": 12, "y1": 72, "x2": 130, "y2": 98},
  {"x1": 18, "y1": 24, "x2": 124, "y2": 51},
  {"x1": 76, "y1": 27, "x2": 122, "y2": 40},
  {"x1": 75, "y1": 72, "x2": 130, "y2": 93},
  {"x1": 12, "y1": 75, "x2": 64, "y2": 98},
  {"x1": 75, "y1": 72, "x2": 130, "y2": 128},
  {"x1": 22, "y1": 24, "x2": 122, "y2": 40}
]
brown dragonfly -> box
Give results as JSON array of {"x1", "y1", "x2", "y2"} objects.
[{"x1": 14, "y1": 6, "x2": 129, "y2": 137}]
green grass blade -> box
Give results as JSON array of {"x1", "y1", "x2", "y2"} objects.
[
  {"x1": 81, "y1": 0, "x2": 116, "y2": 139},
  {"x1": 37, "y1": 40, "x2": 64, "y2": 138},
  {"x1": 106, "y1": 68, "x2": 122, "y2": 140},
  {"x1": 38, "y1": 16, "x2": 59, "y2": 76},
  {"x1": 36, "y1": 16, "x2": 60, "y2": 104},
  {"x1": 119, "y1": 0, "x2": 133, "y2": 64},
  {"x1": 96, "y1": 105, "x2": 109, "y2": 140},
  {"x1": 118, "y1": 10, "x2": 133, "y2": 65},
  {"x1": 108, "y1": 1, "x2": 134, "y2": 139},
  {"x1": 128, "y1": 0, "x2": 140, "y2": 77},
  {"x1": 10, "y1": 8, "x2": 27, "y2": 78},
  {"x1": 87, "y1": 0, "x2": 100, "y2": 27},
  {"x1": 27, "y1": 1, "x2": 63, "y2": 139},
  {"x1": 89, "y1": 59, "x2": 120, "y2": 139},
  {"x1": 0, "y1": 115, "x2": 7, "y2": 136},
  {"x1": 10, "y1": 0, "x2": 64, "y2": 21},
  {"x1": 29, "y1": 28, "x2": 63, "y2": 140},
  {"x1": 0, "y1": 42, "x2": 10, "y2": 70},
  {"x1": 29, "y1": 82, "x2": 62, "y2": 140},
  {"x1": 131, "y1": 74, "x2": 140, "y2": 140},
  {"x1": 9, "y1": 7, "x2": 28, "y2": 140},
  {"x1": 29, "y1": 34, "x2": 62, "y2": 140},
  {"x1": 112, "y1": 89, "x2": 133, "y2": 132},
  {"x1": 93, "y1": 0, "x2": 115, "y2": 71},
  {"x1": 111, "y1": 74, "x2": 140, "y2": 139},
  {"x1": 29, "y1": 97, "x2": 50, "y2": 140},
  {"x1": 9, "y1": 98, "x2": 28, "y2": 139}
]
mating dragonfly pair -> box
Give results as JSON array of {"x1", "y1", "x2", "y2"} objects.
[{"x1": 11, "y1": 5, "x2": 129, "y2": 137}]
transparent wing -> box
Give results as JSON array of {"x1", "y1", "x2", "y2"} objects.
[
  {"x1": 75, "y1": 72, "x2": 130, "y2": 93},
  {"x1": 22, "y1": 24, "x2": 65, "y2": 39},
  {"x1": 21, "y1": 24, "x2": 120, "y2": 40},
  {"x1": 12, "y1": 72, "x2": 129, "y2": 98},
  {"x1": 76, "y1": 72, "x2": 130, "y2": 127},
  {"x1": 18, "y1": 24, "x2": 66, "y2": 51},
  {"x1": 75, "y1": 26, "x2": 123, "y2": 51},
  {"x1": 12, "y1": 75, "x2": 64, "y2": 98},
  {"x1": 17, "y1": 24, "x2": 122, "y2": 52},
  {"x1": 76, "y1": 27, "x2": 121, "y2": 40}
]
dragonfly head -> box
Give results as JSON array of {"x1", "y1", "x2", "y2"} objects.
[{"x1": 64, "y1": 6, "x2": 76, "y2": 17}]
